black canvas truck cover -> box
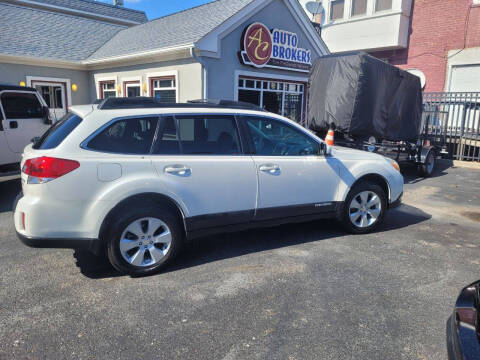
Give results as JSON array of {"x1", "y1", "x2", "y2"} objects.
[{"x1": 307, "y1": 52, "x2": 423, "y2": 141}]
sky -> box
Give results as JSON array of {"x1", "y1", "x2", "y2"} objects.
[{"x1": 98, "y1": 0, "x2": 214, "y2": 20}]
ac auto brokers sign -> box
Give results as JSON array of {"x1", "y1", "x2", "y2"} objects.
[{"x1": 239, "y1": 22, "x2": 312, "y2": 72}]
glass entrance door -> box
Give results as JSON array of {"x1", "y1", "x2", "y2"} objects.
[{"x1": 125, "y1": 82, "x2": 141, "y2": 97}]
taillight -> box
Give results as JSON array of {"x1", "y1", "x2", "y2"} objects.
[{"x1": 22, "y1": 156, "x2": 80, "y2": 184}]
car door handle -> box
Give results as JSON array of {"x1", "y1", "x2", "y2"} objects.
[
  {"x1": 9, "y1": 121, "x2": 18, "y2": 129},
  {"x1": 164, "y1": 165, "x2": 191, "y2": 176},
  {"x1": 259, "y1": 164, "x2": 280, "y2": 173}
]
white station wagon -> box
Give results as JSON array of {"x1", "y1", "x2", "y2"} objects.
[{"x1": 15, "y1": 98, "x2": 403, "y2": 276}]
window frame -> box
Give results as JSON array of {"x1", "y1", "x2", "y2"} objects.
[
  {"x1": 351, "y1": 0, "x2": 368, "y2": 17},
  {"x1": 375, "y1": 0, "x2": 393, "y2": 12},
  {"x1": 237, "y1": 76, "x2": 306, "y2": 124},
  {"x1": 81, "y1": 113, "x2": 248, "y2": 156},
  {"x1": 123, "y1": 80, "x2": 141, "y2": 98},
  {"x1": 80, "y1": 115, "x2": 160, "y2": 155},
  {"x1": 99, "y1": 80, "x2": 117, "y2": 100},
  {"x1": 149, "y1": 76, "x2": 177, "y2": 103},
  {"x1": 330, "y1": 0, "x2": 345, "y2": 21},
  {"x1": 151, "y1": 114, "x2": 246, "y2": 156},
  {"x1": 0, "y1": 90, "x2": 45, "y2": 120},
  {"x1": 237, "y1": 115, "x2": 321, "y2": 157}
]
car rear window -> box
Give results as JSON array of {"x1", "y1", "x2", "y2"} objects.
[{"x1": 33, "y1": 112, "x2": 82, "y2": 149}]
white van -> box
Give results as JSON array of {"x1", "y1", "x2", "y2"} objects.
[{"x1": 0, "y1": 84, "x2": 52, "y2": 175}]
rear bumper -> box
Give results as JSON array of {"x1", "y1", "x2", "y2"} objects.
[{"x1": 16, "y1": 231, "x2": 102, "y2": 255}]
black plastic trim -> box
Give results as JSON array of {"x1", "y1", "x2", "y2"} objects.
[
  {"x1": 187, "y1": 211, "x2": 338, "y2": 240},
  {"x1": 389, "y1": 192, "x2": 403, "y2": 209},
  {"x1": 185, "y1": 202, "x2": 341, "y2": 239},
  {"x1": 255, "y1": 202, "x2": 338, "y2": 221},
  {"x1": 97, "y1": 97, "x2": 266, "y2": 111},
  {"x1": 17, "y1": 232, "x2": 102, "y2": 255},
  {"x1": 186, "y1": 210, "x2": 254, "y2": 231}
]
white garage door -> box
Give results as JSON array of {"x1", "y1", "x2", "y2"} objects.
[{"x1": 449, "y1": 65, "x2": 480, "y2": 92}]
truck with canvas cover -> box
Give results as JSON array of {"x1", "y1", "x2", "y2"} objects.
[{"x1": 307, "y1": 52, "x2": 446, "y2": 177}]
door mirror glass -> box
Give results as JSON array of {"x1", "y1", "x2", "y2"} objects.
[{"x1": 319, "y1": 142, "x2": 331, "y2": 156}]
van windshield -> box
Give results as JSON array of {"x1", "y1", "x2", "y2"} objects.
[{"x1": 33, "y1": 112, "x2": 82, "y2": 150}]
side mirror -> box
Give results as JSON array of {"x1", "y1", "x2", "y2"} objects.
[
  {"x1": 42, "y1": 106, "x2": 53, "y2": 125},
  {"x1": 318, "y1": 142, "x2": 330, "y2": 156},
  {"x1": 31, "y1": 136, "x2": 40, "y2": 145}
]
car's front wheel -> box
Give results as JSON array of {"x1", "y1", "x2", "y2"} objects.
[
  {"x1": 340, "y1": 182, "x2": 387, "y2": 234},
  {"x1": 106, "y1": 203, "x2": 183, "y2": 276}
]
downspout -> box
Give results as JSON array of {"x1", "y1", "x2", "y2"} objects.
[{"x1": 190, "y1": 47, "x2": 208, "y2": 100}]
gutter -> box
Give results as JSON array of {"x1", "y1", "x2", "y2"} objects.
[{"x1": 190, "y1": 47, "x2": 208, "y2": 100}]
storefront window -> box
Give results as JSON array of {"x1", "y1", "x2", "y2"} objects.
[
  {"x1": 99, "y1": 81, "x2": 116, "y2": 99},
  {"x1": 237, "y1": 77, "x2": 305, "y2": 123},
  {"x1": 150, "y1": 77, "x2": 176, "y2": 103}
]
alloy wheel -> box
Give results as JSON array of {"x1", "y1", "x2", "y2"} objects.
[
  {"x1": 119, "y1": 217, "x2": 172, "y2": 267},
  {"x1": 348, "y1": 191, "x2": 382, "y2": 228}
]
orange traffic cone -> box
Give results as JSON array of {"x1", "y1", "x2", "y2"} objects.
[{"x1": 325, "y1": 128, "x2": 334, "y2": 146}]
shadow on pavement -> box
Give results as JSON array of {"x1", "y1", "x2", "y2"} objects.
[
  {"x1": 402, "y1": 159, "x2": 453, "y2": 184},
  {"x1": 0, "y1": 178, "x2": 21, "y2": 213},
  {"x1": 74, "y1": 203, "x2": 432, "y2": 279}
]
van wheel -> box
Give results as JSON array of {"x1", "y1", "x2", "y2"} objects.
[
  {"x1": 418, "y1": 150, "x2": 436, "y2": 177},
  {"x1": 106, "y1": 203, "x2": 182, "y2": 276},
  {"x1": 340, "y1": 182, "x2": 387, "y2": 234}
]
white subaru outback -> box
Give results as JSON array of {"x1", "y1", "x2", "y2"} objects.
[{"x1": 14, "y1": 98, "x2": 403, "y2": 276}]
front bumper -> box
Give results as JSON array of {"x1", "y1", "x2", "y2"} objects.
[{"x1": 389, "y1": 191, "x2": 403, "y2": 209}]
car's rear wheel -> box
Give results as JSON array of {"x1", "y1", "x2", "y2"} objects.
[
  {"x1": 340, "y1": 182, "x2": 387, "y2": 234},
  {"x1": 106, "y1": 203, "x2": 182, "y2": 276}
]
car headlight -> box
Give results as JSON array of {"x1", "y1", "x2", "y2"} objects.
[{"x1": 386, "y1": 157, "x2": 400, "y2": 172}]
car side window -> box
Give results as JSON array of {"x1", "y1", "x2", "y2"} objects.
[
  {"x1": 152, "y1": 115, "x2": 241, "y2": 155},
  {"x1": 87, "y1": 117, "x2": 158, "y2": 154},
  {"x1": 240, "y1": 116, "x2": 319, "y2": 156},
  {"x1": 0, "y1": 92, "x2": 43, "y2": 119}
]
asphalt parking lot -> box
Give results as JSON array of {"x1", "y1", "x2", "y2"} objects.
[{"x1": 1, "y1": 162, "x2": 479, "y2": 360}]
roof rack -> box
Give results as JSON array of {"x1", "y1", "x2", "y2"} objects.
[{"x1": 96, "y1": 97, "x2": 266, "y2": 111}]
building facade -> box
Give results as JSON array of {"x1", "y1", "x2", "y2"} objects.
[
  {"x1": 300, "y1": 0, "x2": 480, "y2": 92},
  {"x1": 0, "y1": 0, "x2": 329, "y2": 124}
]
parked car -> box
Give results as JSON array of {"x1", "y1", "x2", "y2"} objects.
[
  {"x1": 14, "y1": 98, "x2": 403, "y2": 276},
  {"x1": 0, "y1": 84, "x2": 52, "y2": 176},
  {"x1": 447, "y1": 280, "x2": 480, "y2": 360}
]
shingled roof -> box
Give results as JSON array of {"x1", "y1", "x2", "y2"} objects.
[
  {"x1": 86, "y1": 0, "x2": 255, "y2": 61},
  {"x1": 0, "y1": 2, "x2": 126, "y2": 62},
  {"x1": 21, "y1": 0, "x2": 147, "y2": 24}
]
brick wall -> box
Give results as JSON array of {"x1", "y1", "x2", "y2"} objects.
[{"x1": 370, "y1": 0, "x2": 480, "y2": 92}]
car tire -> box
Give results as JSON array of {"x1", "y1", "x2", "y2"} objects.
[
  {"x1": 418, "y1": 150, "x2": 436, "y2": 177},
  {"x1": 105, "y1": 202, "x2": 183, "y2": 276},
  {"x1": 340, "y1": 182, "x2": 387, "y2": 234}
]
